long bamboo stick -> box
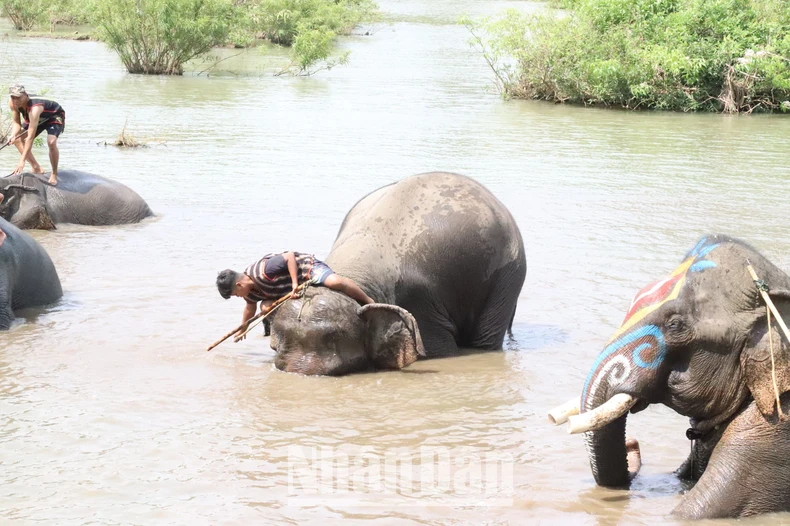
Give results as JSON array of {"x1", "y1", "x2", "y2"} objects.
[
  {"x1": 0, "y1": 129, "x2": 29, "y2": 152},
  {"x1": 206, "y1": 281, "x2": 309, "y2": 352},
  {"x1": 0, "y1": 117, "x2": 56, "y2": 154}
]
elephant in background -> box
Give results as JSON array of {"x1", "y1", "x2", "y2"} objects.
[
  {"x1": 0, "y1": 170, "x2": 153, "y2": 229},
  {"x1": 0, "y1": 217, "x2": 62, "y2": 329},
  {"x1": 268, "y1": 171, "x2": 527, "y2": 375},
  {"x1": 559, "y1": 234, "x2": 790, "y2": 519}
]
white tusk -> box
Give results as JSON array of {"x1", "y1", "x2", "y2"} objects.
[
  {"x1": 567, "y1": 393, "x2": 636, "y2": 434},
  {"x1": 548, "y1": 398, "x2": 580, "y2": 425}
]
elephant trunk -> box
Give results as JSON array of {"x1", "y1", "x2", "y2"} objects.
[{"x1": 580, "y1": 381, "x2": 633, "y2": 488}]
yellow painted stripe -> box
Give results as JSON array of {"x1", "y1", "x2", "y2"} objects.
[{"x1": 608, "y1": 257, "x2": 694, "y2": 341}]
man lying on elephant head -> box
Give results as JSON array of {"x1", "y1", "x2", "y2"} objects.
[{"x1": 216, "y1": 251, "x2": 374, "y2": 340}]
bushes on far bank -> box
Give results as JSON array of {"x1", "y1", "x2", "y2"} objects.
[
  {"x1": 465, "y1": 0, "x2": 790, "y2": 113},
  {"x1": 245, "y1": 0, "x2": 375, "y2": 46},
  {"x1": 235, "y1": 0, "x2": 376, "y2": 74},
  {"x1": 1, "y1": 0, "x2": 377, "y2": 75},
  {"x1": 93, "y1": 0, "x2": 234, "y2": 75},
  {"x1": 1, "y1": 0, "x2": 51, "y2": 30},
  {"x1": 1, "y1": 0, "x2": 92, "y2": 30}
]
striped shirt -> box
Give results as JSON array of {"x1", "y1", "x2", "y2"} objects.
[
  {"x1": 243, "y1": 252, "x2": 315, "y2": 304},
  {"x1": 19, "y1": 96, "x2": 65, "y2": 126}
]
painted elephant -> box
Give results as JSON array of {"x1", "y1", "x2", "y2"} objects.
[
  {"x1": 555, "y1": 234, "x2": 790, "y2": 519},
  {"x1": 0, "y1": 217, "x2": 62, "y2": 329},
  {"x1": 267, "y1": 171, "x2": 527, "y2": 375},
  {"x1": 0, "y1": 170, "x2": 153, "y2": 229}
]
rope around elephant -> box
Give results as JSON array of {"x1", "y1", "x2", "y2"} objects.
[{"x1": 747, "y1": 260, "x2": 789, "y2": 420}]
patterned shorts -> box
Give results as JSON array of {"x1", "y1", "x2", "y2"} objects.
[{"x1": 310, "y1": 259, "x2": 334, "y2": 285}]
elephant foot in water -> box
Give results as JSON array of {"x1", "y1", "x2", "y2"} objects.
[{"x1": 626, "y1": 437, "x2": 642, "y2": 479}]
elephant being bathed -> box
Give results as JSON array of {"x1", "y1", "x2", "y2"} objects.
[
  {"x1": 265, "y1": 172, "x2": 527, "y2": 376},
  {"x1": 0, "y1": 217, "x2": 62, "y2": 330},
  {"x1": 550, "y1": 234, "x2": 790, "y2": 520},
  {"x1": 0, "y1": 170, "x2": 153, "y2": 229}
]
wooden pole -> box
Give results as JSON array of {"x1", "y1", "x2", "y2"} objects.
[
  {"x1": 232, "y1": 296, "x2": 287, "y2": 342},
  {"x1": 206, "y1": 281, "x2": 309, "y2": 352},
  {"x1": 0, "y1": 129, "x2": 28, "y2": 152},
  {"x1": 1, "y1": 117, "x2": 56, "y2": 154},
  {"x1": 746, "y1": 261, "x2": 790, "y2": 343}
]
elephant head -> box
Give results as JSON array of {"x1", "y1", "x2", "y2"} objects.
[
  {"x1": 0, "y1": 176, "x2": 55, "y2": 230},
  {"x1": 268, "y1": 287, "x2": 425, "y2": 375},
  {"x1": 575, "y1": 234, "x2": 790, "y2": 487}
]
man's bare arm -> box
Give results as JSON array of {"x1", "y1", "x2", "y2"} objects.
[
  {"x1": 8, "y1": 101, "x2": 20, "y2": 142},
  {"x1": 235, "y1": 301, "x2": 258, "y2": 341},
  {"x1": 18, "y1": 105, "x2": 42, "y2": 161},
  {"x1": 284, "y1": 251, "x2": 299, "y2": 291},
  {"x1": 241, "y1": 301, "x2": 257, "y2": 324}
]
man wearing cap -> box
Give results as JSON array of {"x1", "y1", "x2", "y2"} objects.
[{"x1": 6, "y1": 84, "x2": 65, "y2": 186}]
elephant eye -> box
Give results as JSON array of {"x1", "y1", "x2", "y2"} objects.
[{"x1": 666, "y1": 315, "x2": 684, "y2": 331}]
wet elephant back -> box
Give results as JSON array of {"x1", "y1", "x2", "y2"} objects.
[
  {"x1": 327, "y1": 172, "x2": 525, "y2": 346},
  {"x1": 0, "y1": 218, "x2": 62, "y2": 311},
  {"x1": 44, "y1": 170, "x2": 153, "y2": 225}
]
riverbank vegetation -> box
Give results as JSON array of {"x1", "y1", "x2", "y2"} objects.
[
  {"x1": 1, "y1": 0, "x2": 376, "y2": 75},
  {"x1": 0, "y1": 0, "x2": 90, "y2": 31},
  {"x1": 93, "y1": 0, "x2": 234, "y2": 75},
  {"x1": 464, "y1": 0, "x2": 790, "y2": 113}
]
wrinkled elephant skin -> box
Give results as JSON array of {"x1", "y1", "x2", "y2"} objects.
[
  {"x1": 0, "y1": 170, "x2": 153, "y2": 229},
  {"x1": 267, "y1": 172, "x2": 527, "y2": 376},
  {"x1": 0, "y1": 217, "x2": 62, "y2": 329}
]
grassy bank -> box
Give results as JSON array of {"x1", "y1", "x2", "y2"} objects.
[
  {"x1": 465, "y1": 0, "x2": 790, "y2": 113},
  {"x1": 1, "y1": 0, "x2": 377, "y2": 75}
]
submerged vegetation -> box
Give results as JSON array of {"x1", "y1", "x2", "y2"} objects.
[
  {"x1": 239, "y1": 0, "x2": 375, "y2": 74},
  {"x1": 1, "y1": 0, "x2": 377, "y2": 75},
  {"x1": 107, "y1": 121, "x2": 147, "y2": 148},
  {"x1": 464, "y1": 0, "x2": 790, "y2": 113}
]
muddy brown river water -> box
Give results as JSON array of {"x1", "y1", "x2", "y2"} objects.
[{"x1": 1, "y1": 1, "x2": 790, "y2": 524}]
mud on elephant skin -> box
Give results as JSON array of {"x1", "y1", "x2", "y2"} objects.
[
  {"x1": 269, "y1": 288, "x2": 424, "y2": 376},
  {"x1": 265, "y1": 171, "x2": 527, "y2": 376},
  {"x1": 559, "y1": 234, "x2": 790, "y2": 520},
  {"x1": 0, "y1": 170, "x2": 153, "y2": 229},
  {"x1": 0, "y1": 217, "x2": 62, "y2": 329}
]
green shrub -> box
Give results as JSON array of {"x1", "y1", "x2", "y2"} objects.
[
  {"x1": 0, "y1": 0, "x2": 92, "y2": 31},
  {"x1": 47, "y1": 0, "x2": 95, "y2": 29},
  {"x1": 247, "y1": 0, "x2": 375, "y2": 45},
  {"x1": 93, "y1": 0, "x2": 235, "y2": 75},
  {"x1": 465, "y1": 0, "x2": 790, "y2": 112},
  {"x1": 1, "y1": 0, "x2": 51, "y2": 30},
  {"x1": 242, "y1": 0, "x2": 375, "y2": 73},
  {"x1": 276, "y1": 25, "x2": 350, "y2": 74}
]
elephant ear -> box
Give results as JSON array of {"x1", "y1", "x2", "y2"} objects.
[
  {"x1": 358, "y1": 303, "x2": 425, "y2": 370},
  {"x1": 742, "y1": 294, "x2": 790, "y2": 420}
]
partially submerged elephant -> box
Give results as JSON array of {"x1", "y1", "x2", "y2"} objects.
[
  {"x1": 0, "y1": 217, "x2": 62, "y2": 329},
  {"x1": 552, "y1": 234, "x2": 790, "y2": 519},
  {"x1": 268, "y1": 171, "x2": 527, "y2": 375},
  {"x1": 0, "y1": 170, "x2": 153, "y2": 229}
]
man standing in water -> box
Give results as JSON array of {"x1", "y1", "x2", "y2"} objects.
[
  {"x1": 216, "y1": 251, "x2": 374, "y2": 339},
  {"x1": 6, "y1": 84, "x2": 65, "y2": 185}
]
